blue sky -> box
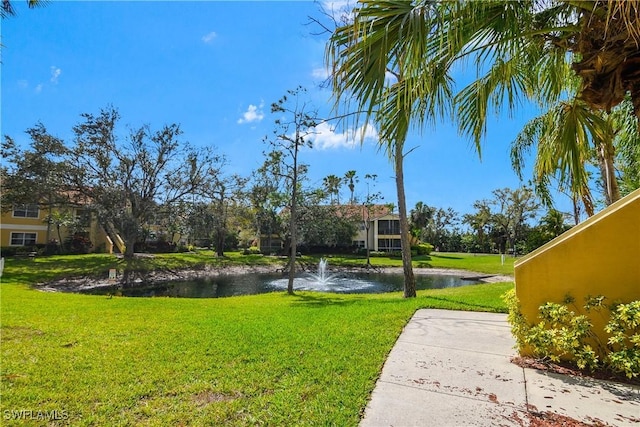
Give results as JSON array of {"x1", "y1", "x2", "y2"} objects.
[{"x1": 1, "y1": 1, "x2": 562, "y2": 219}]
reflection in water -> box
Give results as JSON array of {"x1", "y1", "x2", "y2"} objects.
[{"x1": 82, "y1": 272, "x2": 481, "y2": 298}]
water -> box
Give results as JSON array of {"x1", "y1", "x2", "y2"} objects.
[{"x1": 81, "y1": 269, "x2": 481, "y2": 298}]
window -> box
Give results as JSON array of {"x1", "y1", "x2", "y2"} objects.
[
  {"x1": 13, "y1": 204, "x2": 39, "y2": 218},
  {"x1": 378, "y1": 238, "x2": 402, "y2": 251},
  {"x1": 377, "y1": 219, "x2": 400, "y2": 235},
  {"x1": 10, "y1": 232, "x2": 37, "y2": 246},
  {"x1": 353, "y1": 240, "x2": 366, "y2": 248}
]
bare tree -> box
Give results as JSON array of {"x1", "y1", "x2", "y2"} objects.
[{"x1": 262, "y1": 87, "x2": 319, "y2": 294}]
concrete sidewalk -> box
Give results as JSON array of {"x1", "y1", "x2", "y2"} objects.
[{"x1": 360, "y1": 309, "x2": 640, "y2": 426}]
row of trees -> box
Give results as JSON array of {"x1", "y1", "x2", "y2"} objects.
[
  {"x1": 1, "y1": 94, "x2": 634, "y2": 261},
  {"x1": 0, "y1": 102, "x2": 571, "y2": 262},
  {"x1": 409, "y1": 187, "x2": 571, "y2": 256},
  {"x1": 0, "y1": 99, "x2": 368, "y2": 267}
]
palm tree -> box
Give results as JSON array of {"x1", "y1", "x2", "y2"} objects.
[
  {"x1": 344, "y1": 170, "x2": 357, "y2": 204},
  {"x1": 613, "y1": 98, "x2": 640, "y2": 196},
  {"x1": 327, "y1": 3, "x2": 639, "y2": 287},
  {"x1": 322, "y1": 174, "x2": 342, "y2": 204},
  {"x1": 328, "y1": 0, "x2": 640, "y2": 154},
  {"x1": 328, "y1": 1, "x2": 452, "y2": 297},
  {"x1": 409, "y1": 201, "x2": 434, "y2": 239},
  {"x1": 511, "y1": 94, "x2": 640, "y2": 216},
  {"x1": 510, "y1": 98, "x2": 601, "y2": 217},
  {"x1": 540, "y1": 209, "x2": 570, "y2": 239}
]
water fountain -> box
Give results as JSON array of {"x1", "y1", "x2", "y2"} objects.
[
  {"x1": 268, "y1": 258, "x2": 380, "y2": 293},
  {"x1": 76, "y1": 258, "x2": 483, "y2": 298},
  {"x1": 308, "y1": 258, "x2": 335, "y2": 284}
]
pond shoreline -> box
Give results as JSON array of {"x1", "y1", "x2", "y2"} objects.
[{"x1": 35, "y1": 264, "x2": 514, "y2": 293}]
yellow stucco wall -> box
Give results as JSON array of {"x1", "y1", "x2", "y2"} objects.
[
  {"x1": 514, "y1": 188, "x2": 640, "y2": 355},
  {"x1": 0, "y1": 207, "x2": 50, "y2": 246},
  {"x1": 1, "y1": 206, "x2": 113, "y2": 253}
]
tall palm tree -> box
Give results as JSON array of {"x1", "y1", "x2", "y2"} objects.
[
  {"x1": 511, "y1": 95, "x2": 640, "y2": 216},
  {"x1": 328, "y1": 1, "x2": 452, "y2": 297},
  {"x1": 327, "y1": 3, "x2": 639, "y2": 284},
  {"x1": 322, "y1": 174, "x2": 342, "y2": 204},
  {"x1": 344, "y1": 170, "x2": 357, "y2": 204},
  {"x1": 409, "y1": 201, "x2": 434, "y2": 239},
  {"x1": 328, "y1": 0, "x2": 640, "y2": 155},
  {"x1": 510, "y1": 97, "x2": 602, "y2": 217}
]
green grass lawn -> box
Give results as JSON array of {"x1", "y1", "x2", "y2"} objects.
[
  {"x1": 1, "y1": 253, "x2": 513, "y2": 426},
  {"x1": 316, "y1": 251, "x2": 516, "y2": 276}
]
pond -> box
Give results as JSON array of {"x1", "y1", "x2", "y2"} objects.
[{"x1": 80, "y1": 271, "x2": 482, "y2": 298}]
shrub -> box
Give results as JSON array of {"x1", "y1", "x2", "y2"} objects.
[
  {"x1": 369, "y1": 251, "x2": 387, "y2": 257},
  {"x1": 243, "y1": 246, "x2": 261, "y2": 255},
  {"x1": 504, "y1": 290, "x2": 640, "y2": 378},
  {"x1": 0, "y1": 247, "x2": 19, "y2": 257},
  {"x1": 65, "y1": 234, "x2": 93, "y2": 254},
  {"x1": 605, "y1": 300, "x2": 640, "y2": 377},
  {"x1": 411, "y1": 243, "x2": 434, "y2": 256}
]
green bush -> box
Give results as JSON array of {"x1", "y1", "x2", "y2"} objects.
[
  {"x1": 503, "y1": 290, "x2": 640, "y2": 378},
  {"x1": 605, "y1": 300, "x2": 640, "y2": 377},
  {"x1": 176, "y1": 244, "x2": 190, "y2": 253},
  {"x1": 1, "y1": 245, "x2": 47, "y2": 257},
  {"x1": 243, "y1": 246, "x2": 261, "y2": 255},
  {"x1": 0, "y1": 246, "x2": 19, "y2": 257},
  {"x1": 369, "y1": 251, "x2": 387, "y2": 257},
  {"x1": 411, "y1": 243, "x2": 434, "y2": 256}
]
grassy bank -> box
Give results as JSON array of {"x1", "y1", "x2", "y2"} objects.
[
  {"x1": 2, "y1": 250, "x2": 514, "y2": 286},
  {"x1": 320, "y1": 252, "x2": 516, "y2": 276},
  {"x1": 1, "y1": 254, "x2": 513, "y2": 426}
]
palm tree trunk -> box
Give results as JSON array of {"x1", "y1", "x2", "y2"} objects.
[
  {"x1": 394, "y1": 143, "x2": 416, "y2": 298},
  {"x1": 572, "y1": 195, "x2": 581, "y2": 225},
  {"x1": 596, "y1": 140, "x2": 621, "y2": 205}
]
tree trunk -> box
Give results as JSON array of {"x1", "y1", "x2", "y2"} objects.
[
  {"x1": 287, "y1": 202, "x2": 297, "y2": 295},
  {"x1": 365, "y1": 223, "x2": 372, "y2": 268},
  {"x1": 287, "y1": 135, "x2": 300, "y2": 295},
  {"x1": 216, "y1": 228, "x2": 225, "y2": 257},
  {"x1": 572, "y1": 195, "x2": 581, "y2": 225},
  {"x1": 596, "y1": 139, "x2": 621, "y2": 206},
  {"x1": 56, "y1": 225, "x2": 64, "y2": 253},
  {"x1": 124, "y1": 233, "x2": 136, "y2": 259},
  {"x1": 395, "y1": 144, "x2": 416, "y2": 298}
]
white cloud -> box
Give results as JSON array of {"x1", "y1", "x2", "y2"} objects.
[
  {"x1": 322, "y1": 0, "x2": 352, "y2": 8},
  {"x1": 309, "y1": 121, "x2": 378, "y2": 150},
  {"x1": 237, "y1": 102, "x2": 265, "y2": 124},
  {"x1": 50, "y1": 66, "x2": 61, "y2": 84},
  {"x1": 321, "y1": 1, "x2": 356, "y2": 24},
  {"x1": 201, "y1": 31, "x2": 217, "y2": 44},
  {"x1": 34, "y1": 84, "x2": 43, "y2": 94},
  {"x1": 311, "y1": 67, "x2": 330, "y2": 80}
]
